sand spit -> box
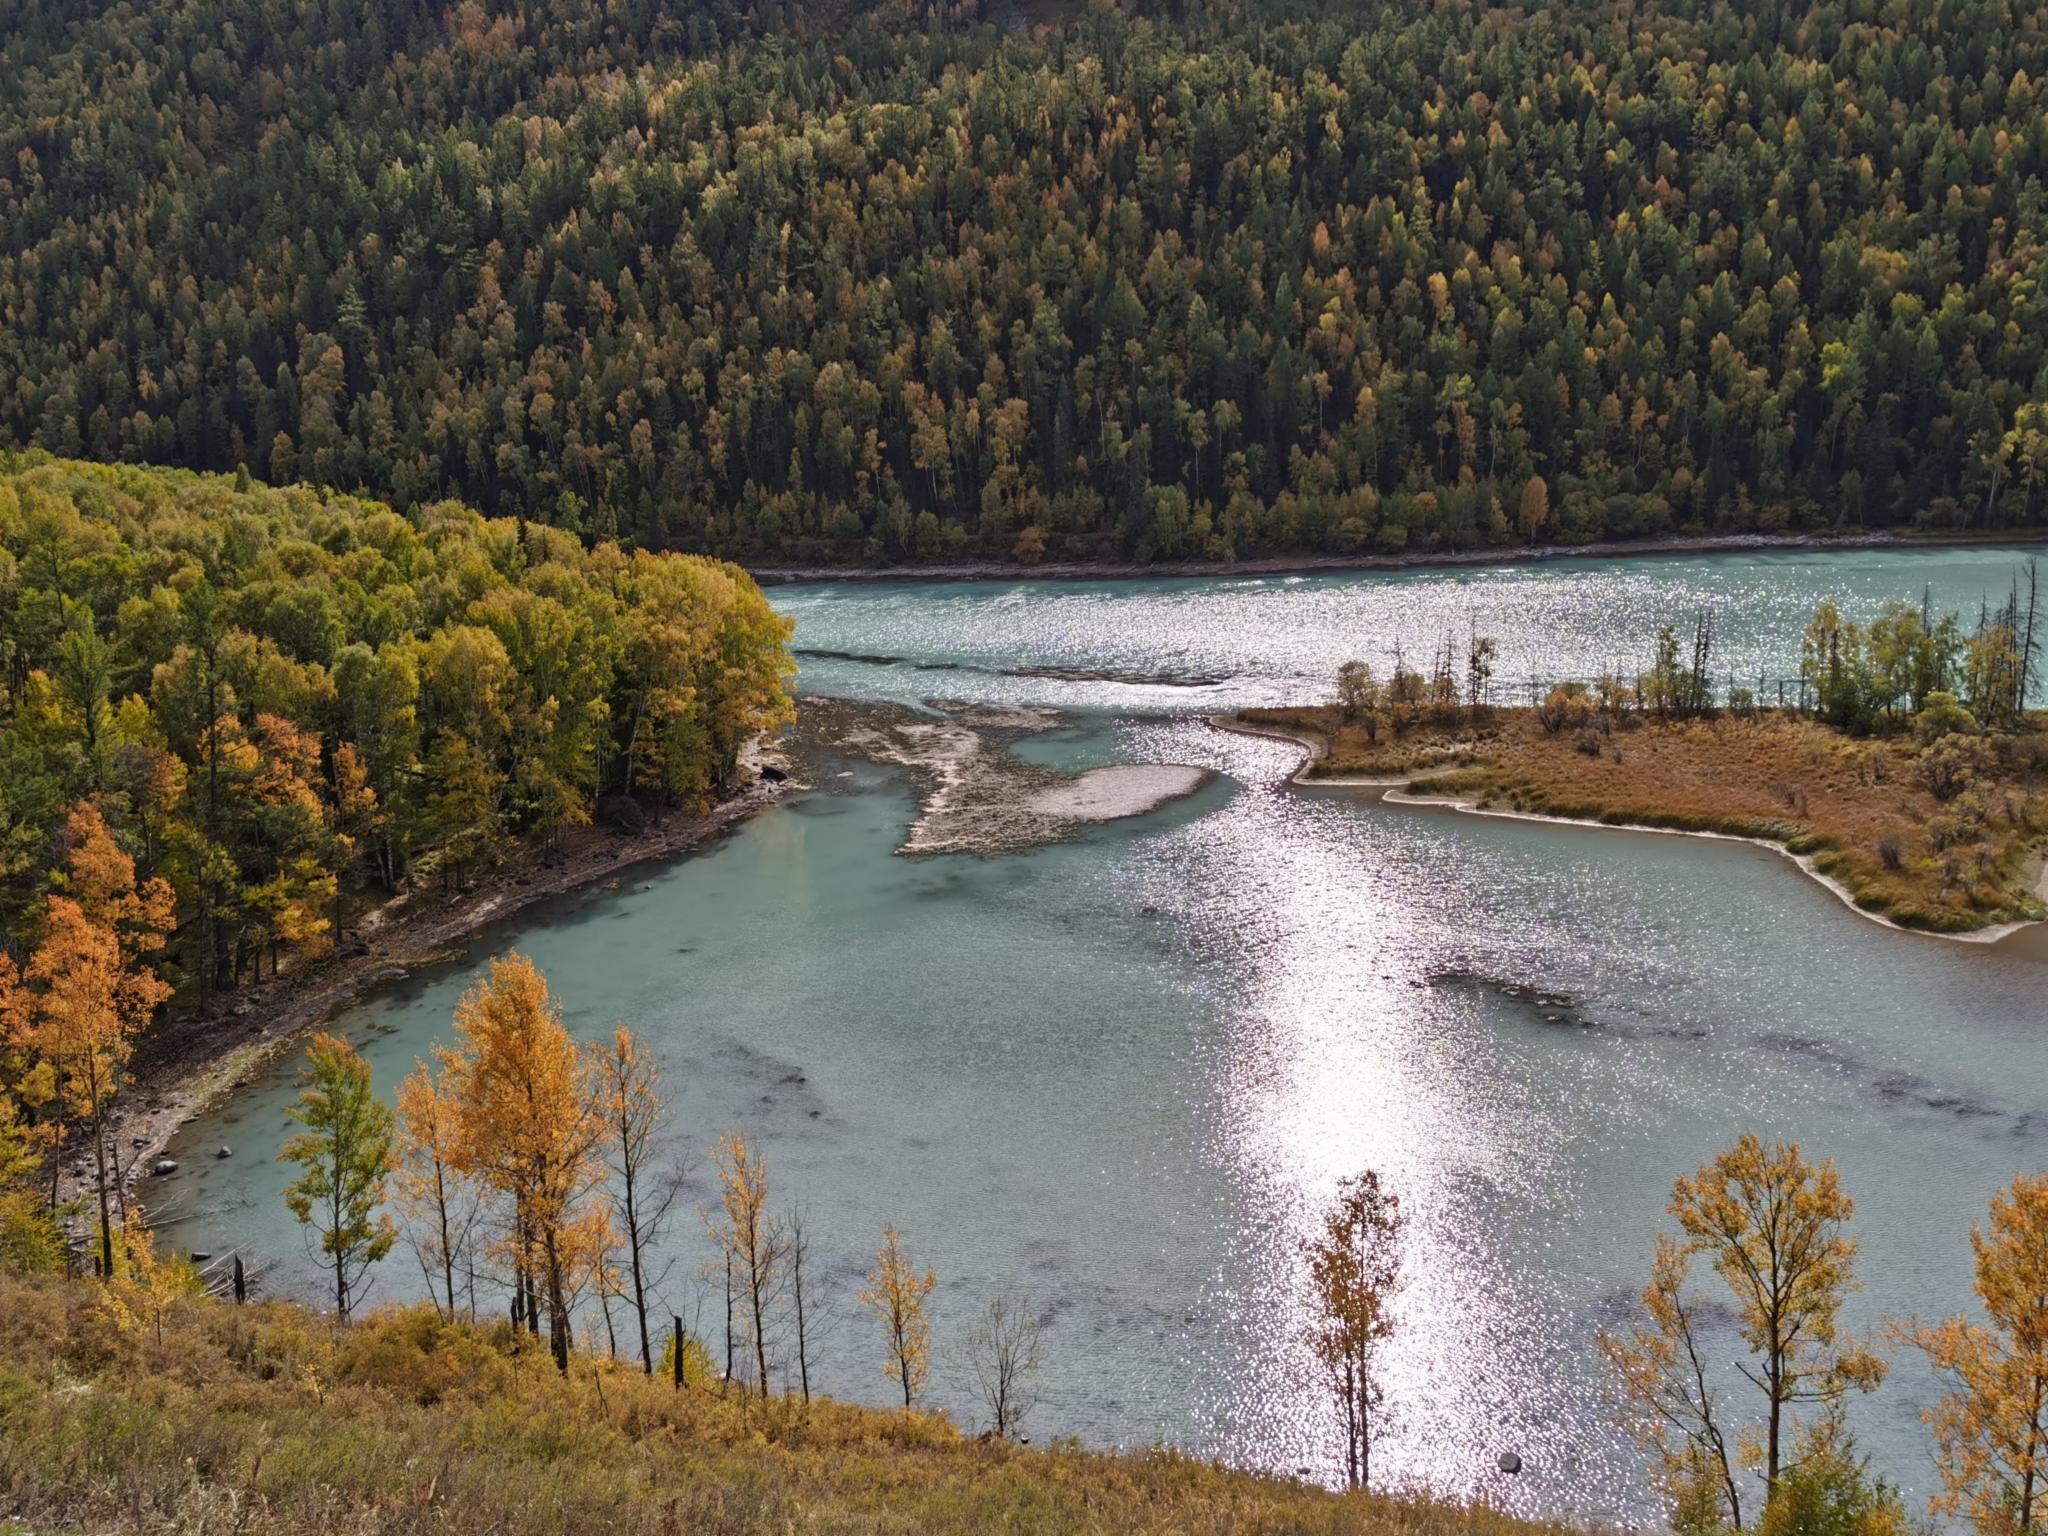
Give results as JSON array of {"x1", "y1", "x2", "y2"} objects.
[
  {"x1": 1025, "y1": 764, "x2": 1214, "y2": 821},
  {"x1": 797, "y1": 697, "x2": 1214, "y2": 854},
  {"x1": 1210, "y1": 713, "x2": 2042, "y2": 946}
]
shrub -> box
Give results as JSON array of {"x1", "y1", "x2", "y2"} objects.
[
  {"x1": 1536, "y1": 681, "x2": 1593, "y2": 735},
  {"x1": 1913, "y1": 690, "x2": 1978, "y2": 745},
  {"x1": 1917, "y1": 734, "x2": 1992, "y2": 802}
]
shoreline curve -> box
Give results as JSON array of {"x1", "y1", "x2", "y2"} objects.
[{"x1": 1207, "y1": 714, "x2": 2042, "y2": 947}]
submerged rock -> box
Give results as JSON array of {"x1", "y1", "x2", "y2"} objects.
[{"x1": 152, "y1": 1159, "x2": 178, "y2": 1176}]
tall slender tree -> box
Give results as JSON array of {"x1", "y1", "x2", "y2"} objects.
[
  {"x1": 862, "y1": 1225, "x2": 936, "y2": 1412},
  {"x1": 597, "y1": 1026, "x2": 681, "y2": 1374},
  {"x1": 394, "y1": 1055, "x2": 475, "y2": 1321},
  {"x1": 708, "y1": 1130, "x2": 782, "y2": 1397},
  {"x1": 1304, "y1": 1171, "x2": 1405, "y2": 1490},
  {"x1": 280, "y1": 1033, "x2": 397, "y2": 1322}
]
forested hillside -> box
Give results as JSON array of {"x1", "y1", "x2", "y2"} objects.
[
  {"x1": 2, "y1": 0, "x2": 2046, "y2": 564},
  {"x1": 0, "y1": 455, "x2": 792, "y2": 1003}
]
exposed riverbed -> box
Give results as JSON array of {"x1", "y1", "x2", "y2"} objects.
[{"x1": 155, "y1": 549, "x2": 2048, "y2": 1523}]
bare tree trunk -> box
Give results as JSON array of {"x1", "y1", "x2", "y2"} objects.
[
  {"x1": 623, "y1": 1161, "x2": 651, "y2": 1372},
  {"x1": 544, "y1": 1227, "x2": 570, "y2": 1373},
  {"x1": 791, "y1": 1219, "x2": 812, "y2": 1405},
  {"x1": 91, "y1": 1101, "x2": 114, "y2": 1281}
]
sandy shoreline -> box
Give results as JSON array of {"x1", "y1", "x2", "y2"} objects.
[
  {"x1": 750, "y1": 529, "x2": 2048, "y2": 586},
  {"x1": 1210, "y1": 714, "x2": 2043, "y2": 946},
  {"x1": 70, "y1": 750, "x2": 793, "y2": 1222}
]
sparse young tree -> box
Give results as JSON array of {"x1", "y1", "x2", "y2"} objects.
[
  {"x1": 104, "y1": 1214, "x2": 202, "y2": 1350},
  {"x1": 280, "y1": 1032, "x2": 397, "y2": 1323},
  {"x1": 966, "y1": 1290, "x2": 1046, "y2": 1439},
  {"x1": 708, "y1": 1130, "x2": 782, "y2": 1397},
  {"x1": 1897, "y1": 1172, "x2": 2048, "y2": 1535},
  {"x1": 1465, "y1": 631, "x2": 1497, "y2": 717},
  {"x1": 1602, "y1": 1134, "x2": 1884, "y2": 1527},
  {"x1": 395, "y1": 1055, "x2": 476, "y2": 1321},
  {"x1": 786, "y1": 1204, "x2": 836, "y2": 1405},
  {"x1": 1304, "y1": 1170, "x2": 1405, "y2": 1489},
  {"x1": 863, "y1": 1225, "x2": 936, "y2": 1411},
  {"x1": 598, "y1": 1026, "x2": 682, "y2": 1373}
]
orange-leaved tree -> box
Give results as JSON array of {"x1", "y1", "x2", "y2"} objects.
[
  {"x1": 395, "y1": 1054, "x2": 476, "y2": 1322},
  {"x1": 1896, "y1": 1172, "x2": 2048, "y2": 1536},
  {"x1": 441, "y1": 953, "x2": 609, "y2": 1372},
  {"x1": 0, "y1": 803, "x2": 173, "y2": 1278},
  {"x1": 1601, "y1": 1134, "x2": 1884, "y2": 1530}
]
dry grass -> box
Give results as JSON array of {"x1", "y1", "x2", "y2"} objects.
[
  {"x1": 1241, "y1": 706, "x2": 2048, "y2": 933},
  {"x1": 0, "y1": 1276, "x2": 1572, "y2": 1536}
]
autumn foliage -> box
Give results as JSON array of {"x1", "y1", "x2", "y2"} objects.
[
  {"x1": 0, "y1": 459, "x2": 794, "y2": 1015},
  {"x1": 1898, "y1": 1173, "x2": 2048, "y2": 1536},
  {"x1": 0, "y1": 803, "x2": 173, "y2": 1277},
  {"x1": 439, "y1": 953, "x2": 611, "y2": 1373},
  {"x1": 3, "y1": 0, "x2": 2048, "y2": 560}
]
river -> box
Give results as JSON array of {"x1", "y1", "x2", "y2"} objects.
[{"x1": 156, "y1": 548, "x2": 2048, "y2": 1522}]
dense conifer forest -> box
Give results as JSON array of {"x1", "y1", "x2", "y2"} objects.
[{"x1": 3, "y1": 0, "x2": 2047, "y2": 564}]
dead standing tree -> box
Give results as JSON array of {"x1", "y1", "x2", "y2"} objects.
[
  {"x1": 597, "y1": 1027, "x2": 685, "y2": 1373},
  {"x1": 966, "y1": 1290, "x2": 1047, "y2": 1440}
]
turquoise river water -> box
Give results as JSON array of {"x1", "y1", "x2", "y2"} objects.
[{"x1": 156, "y1": 550, "x2": 2048, "y2": 1522}]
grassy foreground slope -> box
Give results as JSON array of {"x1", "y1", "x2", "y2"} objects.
[{"x1": 0, "y1": 1277, "x2": 1564, "y2": 1536}]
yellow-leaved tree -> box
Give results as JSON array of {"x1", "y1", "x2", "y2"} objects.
[
  {"x1": 862, "y1": 1224, "x2": 936, "y2": 1411},
  {"x1": 1600, "y1": 1134, "x2": 1885, "y2": 1530},
  {"x1": 1896, "y1": 1172, "x2": 2048, "y2": 1535},
  {"x1": 102, "y1": 1214, "x2": 203, "y2": 1351},
  {"x1": 1304, "y1": 1170, "x2": 1406, "y2": 1490},
  {"x1": 441, "y1": 953, "x2": 610, "y2": 1372},
  {"x1": 707, "y1": 1128, "x2": 782, "y2": 1397}
]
